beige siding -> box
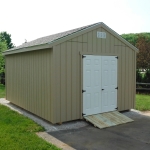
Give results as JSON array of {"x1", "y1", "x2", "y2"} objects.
[
  {"x1": 6, "y1": 49, "x2": 53, "y2": 122},
  {"x1": 53, "y1": 27, "x2": 136, "y2": 123},
  {"x1": 53, "y1": 40, "x2": 82, "y2": 123},
  {"x1": 5, "y1": 26, "x2": 136, "y2": 124}
]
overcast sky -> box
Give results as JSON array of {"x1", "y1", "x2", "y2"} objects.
[{"x1": 0, "y1": 0, "x2": 150, "y2": 46}]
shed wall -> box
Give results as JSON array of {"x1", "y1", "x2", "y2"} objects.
[
  {"x1": 53, "y1": 27, "x2": 136, "y2": 123},
  {"x1": 6, "y1": 48, "x2": 53, "y2": 122}
]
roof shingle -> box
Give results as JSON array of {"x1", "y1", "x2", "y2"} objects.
[{"x1": 7, "y1": 22, "x2": 100, "y2": 52}]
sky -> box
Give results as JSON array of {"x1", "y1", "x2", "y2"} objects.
[{"x1": 0, "y1": 0, "x2": 150, "y2": 46}]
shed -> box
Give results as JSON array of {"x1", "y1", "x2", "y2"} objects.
[{"x1": 3, "y1": 22, "x2": 138, "y2": 124}]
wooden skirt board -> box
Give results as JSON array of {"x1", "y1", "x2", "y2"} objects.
[{"x1": 84, "y1": 111, "x2": 133, "y2": 129}]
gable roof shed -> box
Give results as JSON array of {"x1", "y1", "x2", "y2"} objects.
[{"x1": 4, "y1": 22, "x2": 138, "y2": 124}]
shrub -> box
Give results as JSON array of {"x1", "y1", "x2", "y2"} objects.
[
  {"x1": 136, "y1": 69, "x2": 143, "y2": 82},
  {"x1": 143, "y1": 69, "x2": 150, "y2": 83}
]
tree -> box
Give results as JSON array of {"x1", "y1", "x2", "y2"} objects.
[
  {"x1": 121, "y1": 33, "x2": 138, "y2": 46},
  {"x1": 136, "y1": 35, "x2": 150, "y2": 69},
  {"x1": 0, "y1": 32, "x2": 14, "y2": 49},
  {"x1": 122, "y1": 33, "x2": 150, "y2": 70},
  {"x1": 0, "y1": 41, "x2": 7, "y2": 84},
  {"x1": 121, "y1": 33, "x2": 150, "y2": 47},
  {"x1": 0, "y1": 31, "x2": 15, "y2": 84}
]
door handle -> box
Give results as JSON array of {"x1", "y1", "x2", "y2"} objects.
[{"x1": 102, "y1": 89, "x2": 104, "y2": 90}]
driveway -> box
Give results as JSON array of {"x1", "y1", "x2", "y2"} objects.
[{"x1": 49, "y1": 111, "x2": 150, "y2": 150}]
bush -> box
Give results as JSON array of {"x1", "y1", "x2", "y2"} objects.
[
  {"x1": 136, "y1": 69, "x2": 143, "y2": 82},
  {"x1": 143, "y1": 69, "x2": 150, "y2": 83}
]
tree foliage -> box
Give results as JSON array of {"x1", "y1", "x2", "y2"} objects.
[
  {"x1": 0, "y1": 41, "x2": 7, "y2": 84},
  {"x1": 143, "y1": 69, "x2": 150, "y2": 83},
  {"x1": 122, "y1": 33, "x2": 150, "y2": 46},
  {"x1": 136, "y1": 69, "x2": 143, "y2": 82},
  {"x1": 136, "y1": 35, "x2": 150, "y2": 69},
  {"x1": 121, "y1": 33, "x2": 139, "y2": 46},
  {"x1": 0, "y1": 31, "x2": 14, "y2": 84},
  {"x1": 0, "y1": 32, "x2": 14, "y2": 49},
  {"x1": 0, "y1": 42, "x2": 7, "y2": 73},
  {"x1": 121, "y1": 33, "x2": 150, "y2": 70}
]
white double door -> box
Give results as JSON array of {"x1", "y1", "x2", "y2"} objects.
[{"x1": 83, "y1": 55, "x2": 117, "y2": 116}]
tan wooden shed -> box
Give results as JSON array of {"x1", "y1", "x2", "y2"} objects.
[{"x1": 3, "y1": 22, "x2": 138, "y2": 124}]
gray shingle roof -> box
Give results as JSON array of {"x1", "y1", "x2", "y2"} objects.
[{"x1": 7, "y1": 22, "x2": 100, "y2": 52}]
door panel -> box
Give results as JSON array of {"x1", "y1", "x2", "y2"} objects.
[
  {"x1": 101, "y1": 56, "x2": 117, "y2": 113},
  {"x1": 83, "y1": 55, "x2": 101, "y2": 116}
]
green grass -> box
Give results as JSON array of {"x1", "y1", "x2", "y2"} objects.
[
  {"x1": 136, "y1": 94, "x2": 150, "y2": 111},
  {"x1": 0, "y1": 84, "x2": 5, "y2": 98},
  {"x1": 0, "y1": 104, "x2": 60, "y2": 150}
]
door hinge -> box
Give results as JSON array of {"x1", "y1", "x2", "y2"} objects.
[
  {"x1": 82, "y1": 55, "x2": 86, "y2": 58},
  {"x1": 115, "y1": 87, "x2": 118, "y2": 90},
  {"x1": 82, "y1": 90, "x2": 86, "y2": 93},
  {"x1": 115, "y1": 56, "x2": 118, "y2": 59},
  {"x1": 115, "y1": 107, "x2": 118, "y2": 110},
  {"x1": 82, "y1": 113, "x2": 86, "y2": 116}
]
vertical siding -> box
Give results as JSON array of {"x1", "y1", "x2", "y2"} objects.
[
  {"x1": 53, "y1": 40, "x2": 82, "y2": 123},
  {"x1": 71, "y1": 38, "x2": 77, "y2": 120},
  {"x1": 53, "y1": 27, "x2": 136, "y2": 123},
  {"x1": 125, "y1": 47, "x2": 129, "y2": 109},
  {"x1": 6, "y1": 48, "x2": 53, "y2": 122},
  {"x1": 128, "y1": 48, "x2": 133, "y2": 108},
  {"x1": 82, "y1": 33, "x2": 88, "y2": 53},
  {"x1": 133, "y1": 52, "x2": 136, "y2": 108},
  {"x1": 6, "y1": 26, "x2": 136, "y2": 124},
  {"x1": 60, "y1": 43, "x2": 67, "y2": 122},
  {"x1": 96, "y1": 28, "x2": 101, "y2": 52},
  {"x1": 66, "y1": 41, "x2": 72, "y2": 121},
  {"x1": 101, "y1": 28, "x2": 106, "y2": 53},
  {"x1": 92, "y1": 29, "x2": 97, "y2": 52},
  {"x1": 114, "y1": 38, "x2": 122, "y2": 110},
  {"x1": 53, "y1": 45, "x2": 61, "y2": 123}
]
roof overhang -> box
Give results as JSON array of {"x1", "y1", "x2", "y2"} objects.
[{"x1": 3, "y1": 43, "x2": 52, "y2": 55}]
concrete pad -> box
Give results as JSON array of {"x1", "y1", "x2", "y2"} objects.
[
  {"x1": 49, "y1": 112, "x2": 150, "y2": 150},
  {"x1": 141, "y1": 111, "x2": 150, "y2": 116}
]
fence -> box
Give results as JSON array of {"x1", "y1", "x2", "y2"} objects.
[
  {"x1": 136, "y1": 83, "x2": 150, "y2": 92},
  {"x1": 0, "y1": 77, "x2": 5, "y2": 85}
]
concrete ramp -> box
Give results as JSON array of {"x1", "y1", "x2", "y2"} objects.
[{"x1": 84, "y1": 111, "x2": 133, "y2": 129}]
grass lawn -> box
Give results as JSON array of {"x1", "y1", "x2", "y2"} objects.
[
  {"x1": 0, "y1": 104, "x2": 60, "y2": 150},
  {"x1": 136, "y1": 94, "x2": 150, "y2": 111},
  {"x1": 0, "y1": 84, "x2": 5, "y2": 98}
]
